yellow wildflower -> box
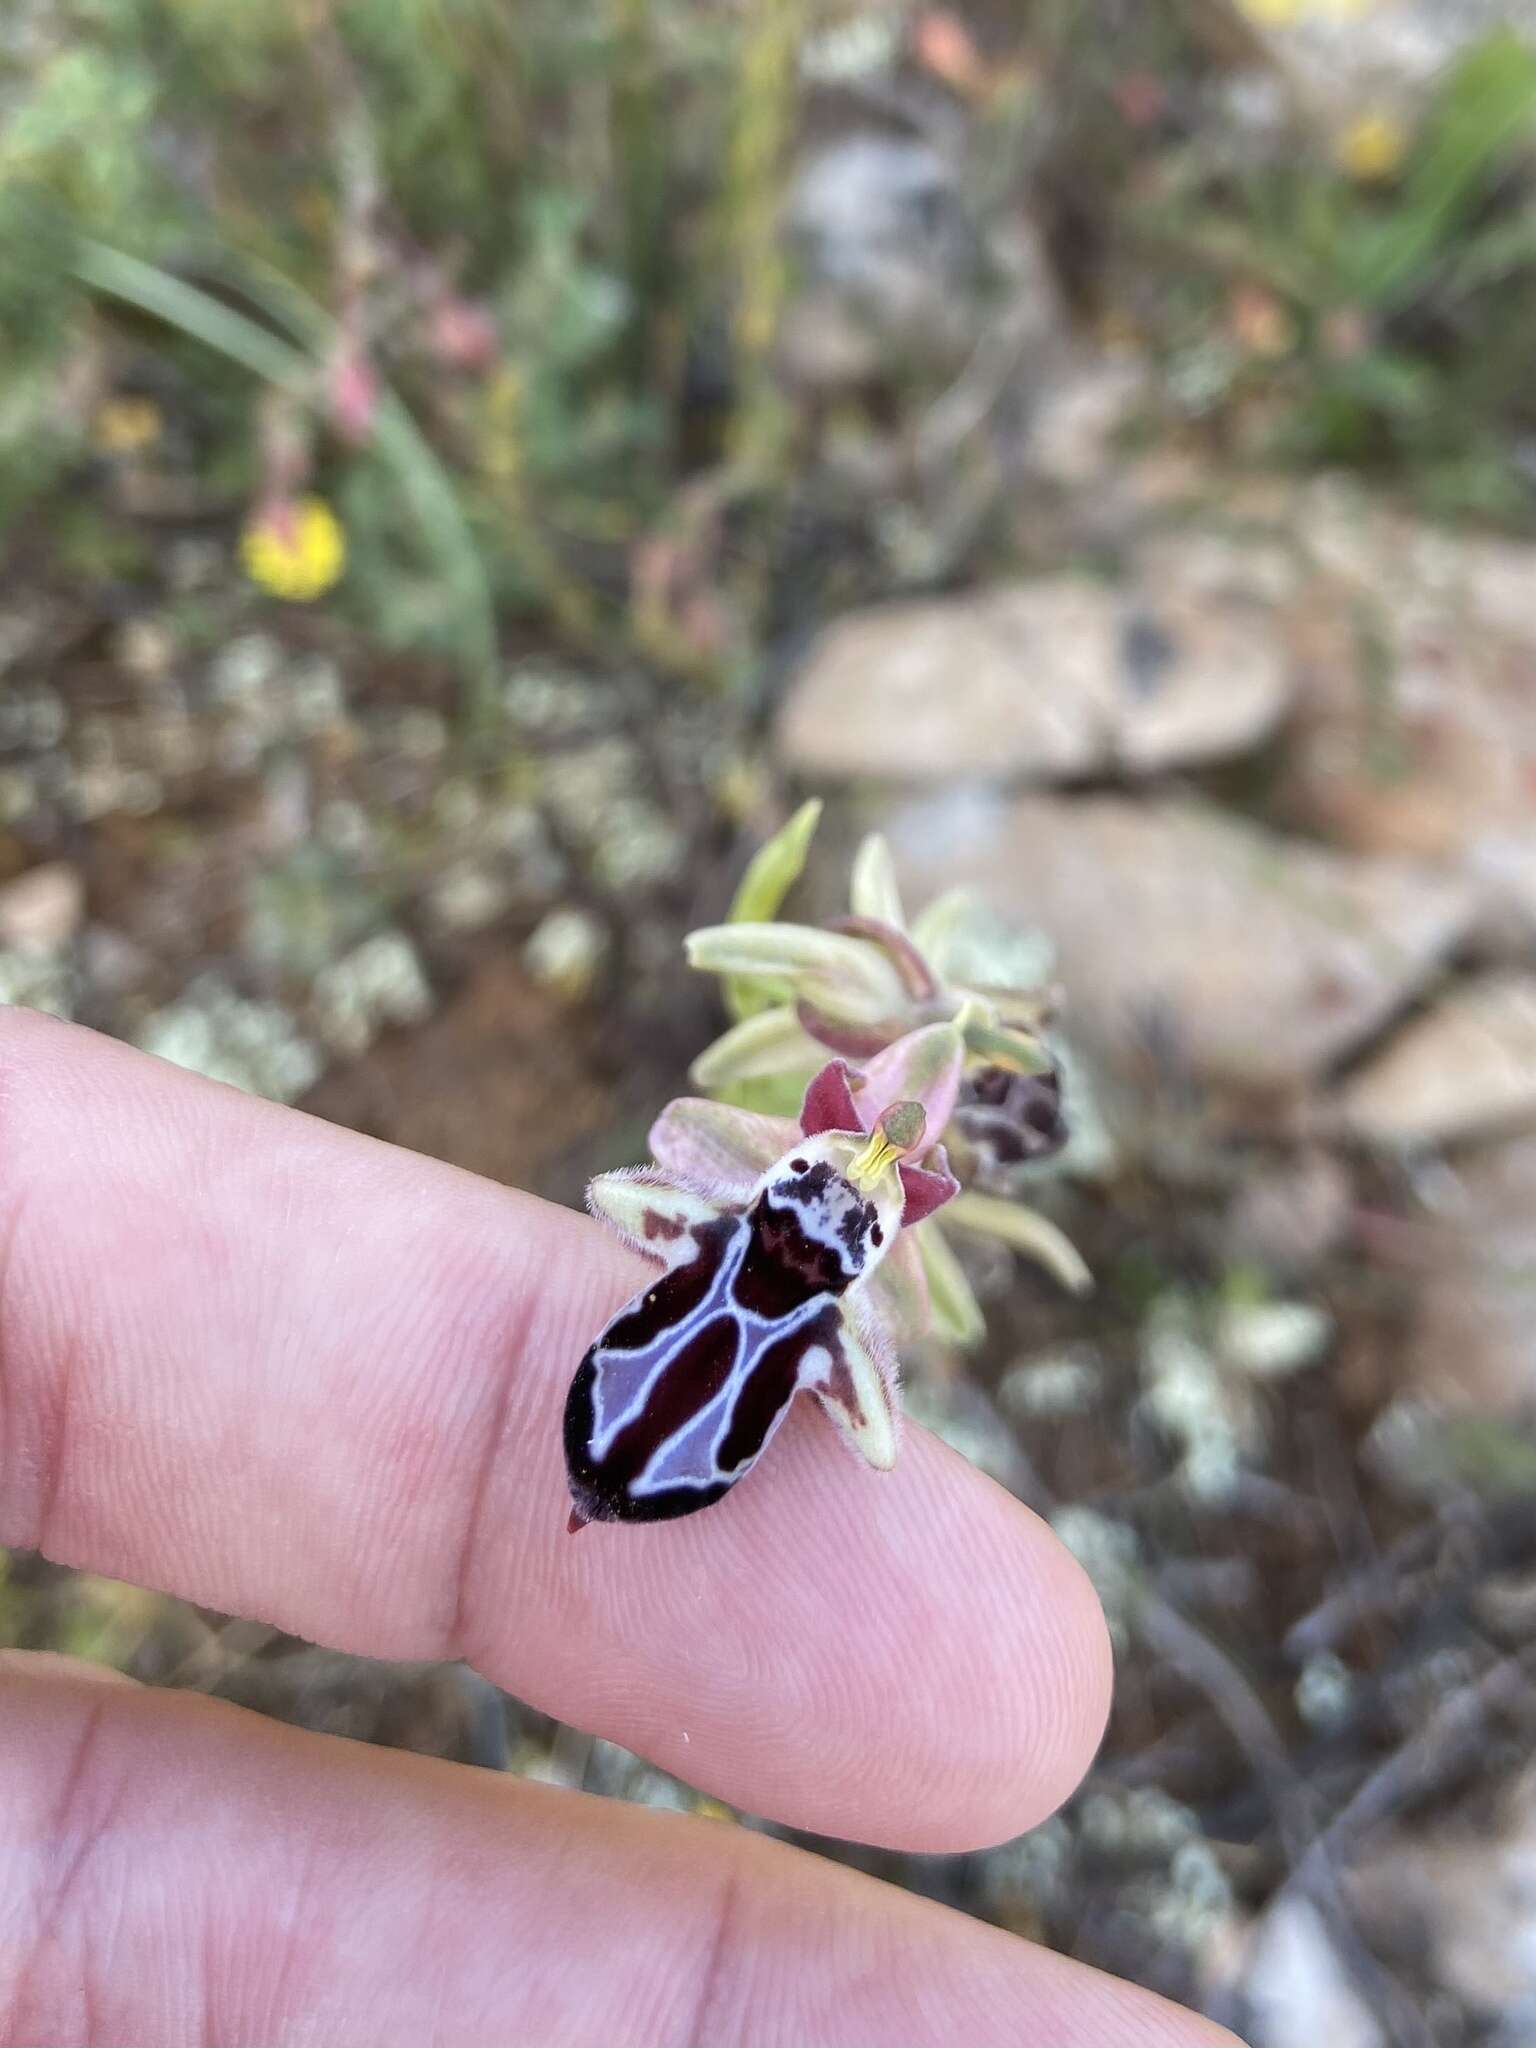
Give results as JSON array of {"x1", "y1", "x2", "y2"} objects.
[
  {"x1": 1338, "y1": 110, "x2": 1408, "y2": 182},
  {"x1": 240, "y1": 495, "x2": 346, "y2": 602},
  {"x1": 93, "y1": 396, "x2": 163, "y2": 456}
]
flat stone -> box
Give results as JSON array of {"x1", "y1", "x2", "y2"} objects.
[
  {"x1": 1219, "y1": 1150, "x2": 1353, "y2": 1275},
  {"x1": 885, "y1": 793, "x2": 1477, "y2": 1091},
  {"x1": 1395, "y1": 1135, "x2": 1536, "y2": 1410},
  {"x1": 778, "y1": 567, "x2": 1289, "y2": 784},
  {"x1": 1335, "y1": 973, "x2": 1536, "y2": 1149},
  {"x1": 1237, "y1": 1896, "x2": 1385, "y2": 2048},
  {"x1": 1343, "y1": 1766, "x2": 1536, "y2": 2030},
  {"x1": 1278, "y1": 482, "x2": 1536, "y2": 943},
  {"x1": 0, "y1": 861, "x2": 84, "y2": 953}
]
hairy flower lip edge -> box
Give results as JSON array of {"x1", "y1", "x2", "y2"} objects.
[{"x1": 647, "y1": 1095, "x2": 793, "y2": 1193}]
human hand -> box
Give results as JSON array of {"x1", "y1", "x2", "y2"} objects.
[{"x1": 0, "y1": 1012, "x2": 1237, "y2": 2046}]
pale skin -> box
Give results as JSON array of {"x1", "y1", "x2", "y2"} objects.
[{"x1": 0, "y1": 1010, "x2": 1240, "y2": 2047}]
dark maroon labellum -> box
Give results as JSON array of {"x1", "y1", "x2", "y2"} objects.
[{"x1": 564, "y1": 1163, "x2": 882, "y2": 1527}]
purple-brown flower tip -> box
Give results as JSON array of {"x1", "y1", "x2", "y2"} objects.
[
  {"x1": 800, "y1": 1059, "x2": 863, "y2": 1138},
  {"x1": 826, "y1": 914, "x2": 938, "y2": 1000},
  {"x1": 899, "y1": 1148, "x2": 961, "y2": 1227},
  {"x1": 793, "y1": 999, "x2": 892, "y2": 1059}
]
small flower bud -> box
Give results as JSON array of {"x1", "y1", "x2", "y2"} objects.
[{"x1": 954, "y1": 1063, "x2": 1069, "y2": 1168}]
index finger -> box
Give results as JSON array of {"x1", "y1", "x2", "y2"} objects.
[{"x1": 0, "y1": 1010, "x2": 1111, "y2": 1851}]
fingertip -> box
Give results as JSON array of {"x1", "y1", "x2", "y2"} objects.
[
  {"x1": 876, "y1": 1444, "x2": 1115, "y2": 1852},
  {"x1": 554, "y1": 1414, "x2": 1116, "y2": 1856},
  {"x1": 981, "y1": 1493, "x2": 1116, "y2": 1847}
]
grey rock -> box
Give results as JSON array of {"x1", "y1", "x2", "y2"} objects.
[
  {"x1": 1279, "y1": 481, "x2": 1536, "y2": 943},
  {"x1": 1334, "y1": 972, "x2": 1536, "y2": 1149},
  {"x1": 1397, "y1": 1135, "x2": 1536, "y2": 1410},
  {"x1": 1239, "y1": 1896, "x2": 1385, "y2": 2048},
  {"x1": 0, "y1": 861, "x2": 84, "y2": 954},
  {"x1": 1221, "y1": 1151, "x2": 1353, "y2": 1274},
  {"x1": 778, "y1": 568, "x2": 1289, "y2": 784},
  {"x1": 886, "y1": 794, "x2": 1476, "y2": 1091}
]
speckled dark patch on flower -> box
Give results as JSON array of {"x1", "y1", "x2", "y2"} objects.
[{"x1": 954, "y1": 1062, "x2": 1070, "y2": 1170}]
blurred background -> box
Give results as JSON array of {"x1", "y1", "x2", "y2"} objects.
[{"x1": 6, "y1": 0, "x2": 1536, "y2": 2038}]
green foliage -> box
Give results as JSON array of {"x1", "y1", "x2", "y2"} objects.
[
  {"x1": 8, "y1": 0, "x2": 1536, "y2": 709},
  {"x1": 1354, "y1": 31, "x2": 1536, "y2": 307},
  {"x1": 489, "y1": 187, "x2": 663, "y2": 528},
  {"x1": 722, "y1": 798, "x2": 823, "y2": 1021},
  {"x1": 0, "y1": 0, "x2": 735, "y2": 697},
  {"x1": 1146, "y1": 29, "x2": 1536, "y2": 517}
]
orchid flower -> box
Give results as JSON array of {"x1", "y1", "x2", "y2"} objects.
[
  {"x1": 681, "y1": 807, "x2": 1090, "y2": 1342},
  {"x1": 564, "y1": 1027, "x2": 964, "y2": 1528}
]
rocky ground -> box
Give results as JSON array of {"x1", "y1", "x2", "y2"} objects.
[
  {"x1": 6, "y1": 3, "x2": 1536, "y2": 2040},
  {"x1": 11, "y1": 447, "x2": 1536, "y2": 2045}
]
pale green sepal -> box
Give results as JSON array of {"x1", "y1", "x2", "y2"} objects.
[
  {"x1": 586, "y1": 1170, "x2": 727, "y2": 1266},
  {"x1": 913, "y1": 890, "x2": 1056, "y2": 995},
  {"x1": 686, "y1": 923, "x2": 904, "y2": 1024},
  {"x1": 944, "y1": 1190, "x2": 1093, "y2": 1296},
  {"x1": 690, "y1": 1005, "x2": 823, "y2": 1089},
  {"x1": 807, "y1": 1305, "x2": 900, "y2": 1471},
  {"x1": 848, "y1": 834, "x2": 905, "y2": 929},
  {"x1": 908, "y1": 888, "x2": 979, "y2": 976},
  {"x1": 914, "y1": 1223, "x2": 987, "y2": 1347},
  {"x1": 723, "y1": 799, "x2": 822, "y2": 1019},
  {"x1": 868, "y1": 1228, "x2": 932, "y2": 1344},
  {"x1": 961, "y1": 1019, "x2": 1055, "y2": 1075}
]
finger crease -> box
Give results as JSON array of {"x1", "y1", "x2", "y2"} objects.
[
  {"x1": 0, "y1": 1164, "x2": 39, "y2": 1543},
  {"x1": 446, "y1": 1335, "x2": 520, "y2": 1665},
  {"x1": 5, "y1": 1694, "x2": 117, "y2": 2048},
  {"x1": 680, "y1": 1854, "x2": 743, "y2": 2048}
]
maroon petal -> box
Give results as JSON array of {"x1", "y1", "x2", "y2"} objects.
[
  {"x1": 899, "y1": 1146, "x2": 960, "y2": 1227},
  {"x1": 826, "y1": 915, "x2": 938, "y2": 1000},
  {"x1": 800, "y1": 1058, "x2": 865, "y2": 1137},
  {"x1": 793, "y1": 998, "x2": 892, "y2": 1060}
]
